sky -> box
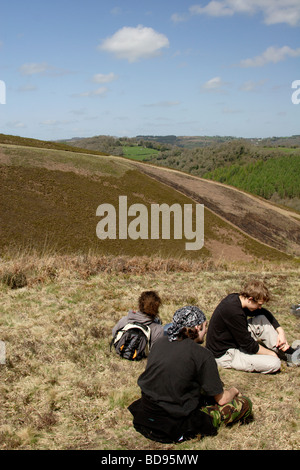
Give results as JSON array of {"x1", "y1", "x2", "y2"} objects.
[{"x1": 0, "y1": 0, "x2": 300, "y2": 140}]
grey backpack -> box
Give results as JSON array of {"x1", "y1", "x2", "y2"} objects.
[{"x1": 111, "y1": 322, "x2": 151, "y2": 361}]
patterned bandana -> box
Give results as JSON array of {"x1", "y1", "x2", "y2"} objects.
[{"x1": 167, "y1": 305, "x2": 206, "y2": 342}]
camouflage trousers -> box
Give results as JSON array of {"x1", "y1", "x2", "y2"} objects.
[{"x1": 201, "y1": 396, "x2": 252, "y2": 428}]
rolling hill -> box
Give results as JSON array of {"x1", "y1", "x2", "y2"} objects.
[
  {"x1": 0, "y1": 137, "x2": 299, "y2": 265},
  {"x1": 58, "y1": 134, "x2": 300, "y2": 211}
]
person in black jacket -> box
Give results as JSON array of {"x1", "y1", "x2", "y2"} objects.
[
  {"x1": 128, "y1": 306, "x2": 252, "y2": 443},
  {"x1": 206, "y1": 279, "x2": 298, "y2": 373}
]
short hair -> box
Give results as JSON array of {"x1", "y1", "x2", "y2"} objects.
[
  {"x1": 138, "y1": 291, "x2": 162, "y2": 318},
  {"x1": 240, "y1": 280, "x2": 270, "y2": 303}
]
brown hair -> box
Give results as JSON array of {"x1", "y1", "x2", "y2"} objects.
[
  {"x1": 240, "y1": 280, "x2": 270, "y2": 303},
  {"x1": 177, "y1": 323, "x2": 205, "y2": 342},
  {"x1": 138, "y1": 291, "x2": 162, "y2": 319}
]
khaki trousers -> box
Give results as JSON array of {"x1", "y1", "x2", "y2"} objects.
[{"x1": 215, "y1": 315, "x2": 281, "y2": 374}]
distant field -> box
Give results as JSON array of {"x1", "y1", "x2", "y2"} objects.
[{"x1": 122, "y1": 145, "x2": 159, "y2": 161}]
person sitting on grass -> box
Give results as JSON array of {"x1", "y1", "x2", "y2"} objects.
[
  {"x1": 112, "y1": 290, "x2": 164, "y2": 346},
  {"x1": 128, "y1": 306, "x2": 252, "y2": 444},
  {"x1": 206, "y1": 279, "x2": 300, "y2": 374}
]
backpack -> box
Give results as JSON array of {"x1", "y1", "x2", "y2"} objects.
[{"x1": 110, "y1": 322, "x2": 151, "y2": 361}]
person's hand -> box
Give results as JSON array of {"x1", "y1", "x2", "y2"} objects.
[
  {"x1": 276, "y1": 327, "x2": 290, "y2": 351},
  {"x1": 215, "y1": 387, "x2": 239, "y2": 405},
  {"x1": 230, "y1": 386, "x2": 240, "y2": 397}
]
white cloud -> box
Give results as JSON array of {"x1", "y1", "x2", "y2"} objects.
[
  {"x1": 143, "y1": 101, "x2": 180, "y2": 107},
  {"x1": 202, "y1": 76, "x2": 228, "y2": 92},
  {"x1": 239, "y1": 79, "x2": 268, "y2": 91},
  {"x1": 92, "y1": 72, "x2": 117, "y2": 83},
  {"x1": 110, "y1": 7, "x2": 122, "y2": 15},
  {"x1": 187, "y1": 1, "x2": 300, "y2": 26},
  {"x1": 40, "y1": 119, "x2": 75, "y2": 126},
  {"x1": 190, "y1": 1, "x2": 234, "y2": 17},
  {"x1": 74, "y1": 87, "x2": 108, "y2": 98},
  {"x1": 98, "y1": 25, "x2": 169, "y2": 62},
  {"x1": 19, "y1": 62, "x2": 70, "y2": 76},
  {"x1": 222, "y1": 107, "x2": 242, "y2": 114},
  {"x1": 239, "y1": 45, "x2": 300, "y2": 67},
  {"x1": 19, "y1": 62, "x2": 51, "y2": 75},
  {"x1": 203, "y1": 77, "x2": 222, "y2": 89},
  {"x1": 40, "y1": 120, "x2": 61, "y2": 126},
  {"x1": 171, "y1": 13, "x2": 189, "y2": 23},
  {"x1": 6, "y1": 120, "x2": 26, "y2": 128},
  {"x1": 17, "y1": 84, "x2": 38, "y2": 92}
]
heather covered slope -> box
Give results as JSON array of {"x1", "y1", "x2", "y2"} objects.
[{"x1": 0, "y1": 142, "x2": 298, "y2": 263}]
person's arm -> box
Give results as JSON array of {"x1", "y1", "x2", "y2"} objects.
[
  {"x1": 112, "y1": 315, "x2": 128, "y2": 336},
  {"x1": 225, "y1": 309, "x2": 260, "y2": 355},
  {"x1": 214, "y1": 387, "x2": 240, "y2": 406},
  {"x1": 256, "y1": 344, "x2": 278, "y2": 356},
  {"x1": 254, "y1": 308, "x2": 289, "y2": 352}
]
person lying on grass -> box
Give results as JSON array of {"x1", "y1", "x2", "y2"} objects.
[
  {"x1": 128, "y1": 306, "x2": 252, "y2": 444},
  {"x1": 206, "y1": 279, "x2": 300, "y2": 374},
  {"x1": 112, "y1": 290, "x2": 164, "y2": 347}
]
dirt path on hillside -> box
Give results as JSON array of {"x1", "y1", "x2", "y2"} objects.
[{"x1": 130, "y1": 162, "x2": 300, "y2": 257}]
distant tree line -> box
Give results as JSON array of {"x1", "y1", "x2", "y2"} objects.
[
  {"x1": 62, "y1": 134, "x2": 300, "y2": 210},
  {"x1": 204, "y1": 155, "x2": 300, "y2": 200},
  {"x1": 145, "y1": 140, "x2": 300, "y2": 209}
]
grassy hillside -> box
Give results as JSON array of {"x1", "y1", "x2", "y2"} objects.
[
  {"x1": 0, "y1": 139, "x2": 296, "y2": 264},
  {"x1": 0, "y1": 136, "x2": 299, "y2": 451},
  {"x1": 0, "y1": 144, "x2": 205, "y2": 259},
  {"x1": 0, "y1": 133, "x2": 108, "y2": 157},
  {"x1": 56, "y1": 134, "x2": 300, "y2": 210},
  {"x1": 0, "y1": 256, "x2": 299, "y2": 450}
]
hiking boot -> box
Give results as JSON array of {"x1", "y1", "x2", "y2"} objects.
[
  {"x1": 286, "y1": 341, "x2": 300, "y2": 367},
  {"x1": 290, "y1": 304, "x2": 300, "y2": 317}
]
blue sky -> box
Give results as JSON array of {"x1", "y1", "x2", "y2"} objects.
[{"x1": 1, "y1": 0, "x2": 300, "y2": 140}]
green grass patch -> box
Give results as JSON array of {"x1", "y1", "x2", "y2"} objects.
[{"x1": 122, "y1": 145, "x2": 159, "y2": 161}]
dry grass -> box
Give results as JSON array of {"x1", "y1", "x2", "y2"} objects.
[{"x1": 0, "y1": 254, "x2": 299, "y2": 450}]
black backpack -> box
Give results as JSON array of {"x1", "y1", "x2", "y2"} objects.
[{"x1": 110, "y1": 322, "x2": 151, "y2": 361}]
